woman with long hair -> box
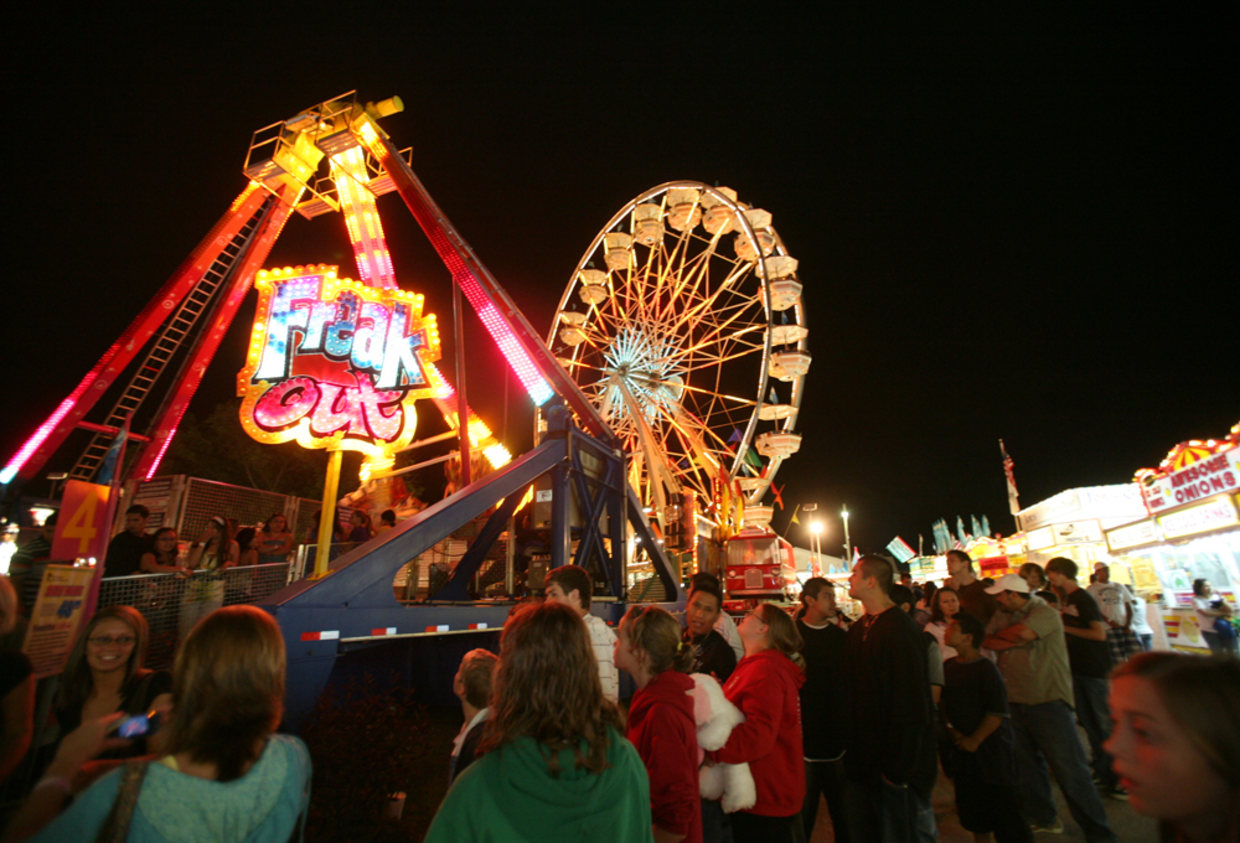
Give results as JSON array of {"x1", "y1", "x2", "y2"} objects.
[
  {"x1": 924, "y1": 586, "x2": 961, "y2": 661},
  {"x1": 185, "y1": 516, "x2": 238, "y2": 573},
  {"x1": 13, "y1": 605, "x2": 311, "y2": 840},
  {"x1": 707, "y1": 603, "x2": 805, "y2": 839},
  {"x1": 180, "y1": 516, "x2": 237, "y2": 636},
  {"x1": 54, "y1": 606, "x2": 171, "y2": 762},
  {"x1": 138, "y1": 528, "x2": 190, "y2": 576},
  {"x1": 255, "y1": 513, "x2": 295, "y2": 565},
  {"x1": 425, "y1": 601, "x2": 652, "y2": 841},
  {"x1": 1106, "y1": 652, "x2": 1239, "y2": 842},
  {"x1": 234, "y1": 527, "x2": 259, "y2": 567},
  {"x1": 616, "y1": 605, "x2": 700, "y2": 843}
]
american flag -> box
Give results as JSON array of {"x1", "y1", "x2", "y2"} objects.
[{"x1": 999, "y1": 439, "x2": 1020, "y2": 516}]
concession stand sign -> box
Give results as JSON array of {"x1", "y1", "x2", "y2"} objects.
[
  {"x1": 1157, "y1": 496, "x2": 1240, "y2": 541},
  {"x1": 1140, "y1": 446, "x2": 1240, "y2": 515}
]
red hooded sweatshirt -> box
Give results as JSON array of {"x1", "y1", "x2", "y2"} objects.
[
  {"x1": 626, "y1": 670, "x2": 702, "y2": 843},
  {"x1": 712, "y1": 647, "x2": 806, "y2": 817}
]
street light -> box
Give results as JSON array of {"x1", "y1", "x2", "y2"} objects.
[
  {"x1": 802, "y1": 502, "x2": 821, "y2": 574},
  {"x1": 841, "y1": 505, "x2": 851, "y2": 564}
]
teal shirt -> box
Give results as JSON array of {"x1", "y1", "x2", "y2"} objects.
[
  {"x1": 35, "y1": 734, "x2": 311, "y2": 842},
  {"x1": 426, "y1": 729, "x2": 654, "y2": 842}
]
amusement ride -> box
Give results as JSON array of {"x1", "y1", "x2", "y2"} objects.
[{"x1": 2, "y1": 92, "x2": 809, "y2": 720}]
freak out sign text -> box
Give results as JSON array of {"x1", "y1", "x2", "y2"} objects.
[{"x1": 237, "y1": 265, "x2": 442, "y2": 463}]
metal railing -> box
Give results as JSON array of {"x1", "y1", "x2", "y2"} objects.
[{"x1": 97, "y1": 562, "x2": 292, "y2": 669}]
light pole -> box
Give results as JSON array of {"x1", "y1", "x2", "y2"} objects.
[
  {"x1": 802, "y1": 502, "x2": 820, "y2": 574},
  {"x1": 841, "y1": 505, "x2": 851, "y2": 565},
  {"x1": 809, "y1": 519, "x2": 823, "y2": 575}
]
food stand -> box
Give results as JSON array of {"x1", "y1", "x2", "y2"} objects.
[
  {"x1": 1019, "y1": 484, "x2": 1150, "y2": 573},
  {"x1": 1104, "y1": 424, "x2": 1240, "y2": 652}
]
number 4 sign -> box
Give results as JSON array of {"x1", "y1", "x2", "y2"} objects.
[{"x1": 52, "y1": 480, "x2": 111, "y2": 560}]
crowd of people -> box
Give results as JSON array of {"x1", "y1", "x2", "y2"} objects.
[
  {"x1": 431, "y1": 557, "x2": 1237, "y2": 843},
  {"x1": 2, "y1": 547, "x2": 1237, "y2": 842},
  {"x1": 1, "y1": 603, "x2": 310, "y2": 840}
]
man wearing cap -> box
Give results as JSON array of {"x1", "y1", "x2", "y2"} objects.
[
  {"x1": 983, "y1": 573, "x2": 1116, "y2": 842},
  {"x1": 1087, "y1": 562, "x2": 1141, "y2": 663}
]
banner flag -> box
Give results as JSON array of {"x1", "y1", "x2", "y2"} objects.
[
  {"x1": 886, "y1": 536, "x2": 916, "y2": 563},
  {"x1": 932, "y1": 519, "x2": 952, "y2": 554},
  {"x1": 96, "y1": 416, "x2": 130, "y2": 487}
]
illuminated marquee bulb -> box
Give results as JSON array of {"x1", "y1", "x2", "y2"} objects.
[{"x1": 331, "y1": 147, "x2": 397, "y2": 290}]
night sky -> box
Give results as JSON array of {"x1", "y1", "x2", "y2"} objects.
[{"x1": 6, "y1": 7, "x2": 1235, "y2": 553}]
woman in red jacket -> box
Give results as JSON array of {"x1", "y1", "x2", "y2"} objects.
[
  {"x1": 617, "y1": 605, "x2": 702, "y2": 843},
  {"x1": 710, "y1": 602, "x2": 805, "y2": 839}
]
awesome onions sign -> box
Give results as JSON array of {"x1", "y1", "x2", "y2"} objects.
[
  {"x1": 237, "y1": 265, "x2": 442, "y2": 467},
  {"x1": 1140, "y1": 446, "x2": 1240, "y2": 515}
]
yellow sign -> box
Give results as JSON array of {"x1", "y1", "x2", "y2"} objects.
[{"x1": 22, "y1": 565, "x2": 95, "y2": 678}]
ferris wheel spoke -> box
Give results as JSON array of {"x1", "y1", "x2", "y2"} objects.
[
  {"x1": 612, "y1": 375, "x2": 680, "y2": 515},
  {"x1": 622, "y1": 315, "x2": 766, "y2": 374},
  {"x1": 675, "y1": 343, "x2": 769, "y2": 375},
  {"x1": 663, "y1": 404, "x2": 737, "y2": 487},
  {"x1": 674, "y1": 316, "x2": 769, "y2": 363},
  {"x1": 656, "y1": 239, "x2": 720, "y2": 323},
  {"x1": 667, "y1": 259, "x2": 754, "y2": 331},
  {"x1": 642, "y1": 376, "x2": 758, "y2": 410}
]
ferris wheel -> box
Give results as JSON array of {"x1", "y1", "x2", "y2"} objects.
[{"x1": 546, "y1": 181, "x2": 810, "y2": 528}]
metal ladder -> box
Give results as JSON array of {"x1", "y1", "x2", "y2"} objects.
[{"x1": 69, "y1": 196, "x2": 275, "y2": 481}]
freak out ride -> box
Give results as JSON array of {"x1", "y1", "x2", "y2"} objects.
[{"x1": 3, "y1": 92, "x2": 810, "y2": 720}]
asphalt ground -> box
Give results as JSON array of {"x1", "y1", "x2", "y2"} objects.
[{"x1": 808, "y1": 758, "x2": 1160, "y2": 842}]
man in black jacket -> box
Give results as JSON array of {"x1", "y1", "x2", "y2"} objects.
[
  {"x1": 845, "y1": 556, "x2": 937, "y2": 842},
  {"x1": 797, "y1": 578, "x2": 852, "y2": 842}
]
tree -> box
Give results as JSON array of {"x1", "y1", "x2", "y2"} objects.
[{"x1": 160, "y1": 400, "x2": 347, "y2": 498}]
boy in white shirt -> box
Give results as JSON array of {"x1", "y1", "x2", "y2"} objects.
[{"x1": 545, "y1": 564, "x2": 619, "y2": 701}]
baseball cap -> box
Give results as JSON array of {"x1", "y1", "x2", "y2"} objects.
[{"x1": 985, "y1": 573, "x2": 1031, "y2": 595}]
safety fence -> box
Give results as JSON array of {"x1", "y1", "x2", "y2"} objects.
[{"x1": 97, "y1": 562, "x2": 292, "y2": 669}]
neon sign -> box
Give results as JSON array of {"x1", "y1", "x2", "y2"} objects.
[{"x1": 237, "y1": 265, "x2": 441, "y2": 469}]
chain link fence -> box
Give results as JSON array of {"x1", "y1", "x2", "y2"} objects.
[
  {"x1": 130, "y1": 475, "x2": 323, "y2": 547},
  {"x1": 97, "y1": 562, "x2": 291, "y2": 669}
]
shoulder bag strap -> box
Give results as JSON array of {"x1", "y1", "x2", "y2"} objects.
[{"x1": 95, "y1": 760, "x2": 150, "y2": 843}]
